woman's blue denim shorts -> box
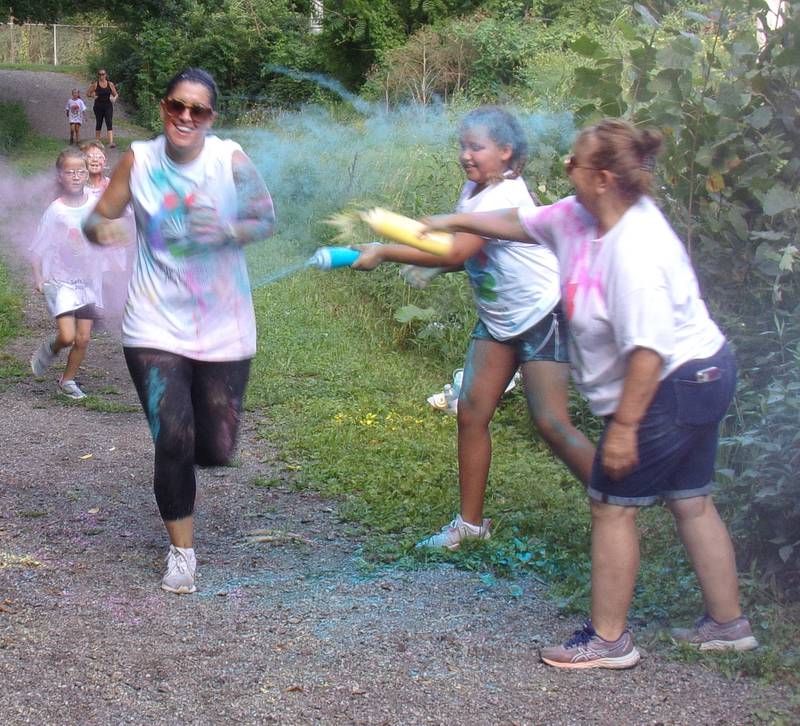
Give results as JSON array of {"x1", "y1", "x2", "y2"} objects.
[
  {"x1": 471, "y1": 305, "x2": 569, "y2": 364},
  {"x1": 588, "y1": 343, "x2": 736, "y2": 507}
]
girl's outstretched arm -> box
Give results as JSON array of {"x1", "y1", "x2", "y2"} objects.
[
  {"x1": 352, "y1": 231, "x2": 484, "y2": 271},
  {"x1": 83, "y1": 151, "x2": 133, "y2": 245},
  {"x1": 422, "y1": 208, "x2": 528, "y2": 242}
]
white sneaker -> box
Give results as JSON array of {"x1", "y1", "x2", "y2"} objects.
[
  {"x1": 161, "y1": 545, "x2": 197, "y2": 594},
  {"x1": 58, "y1": 379, "x2": 87, "y2": 399},
  {"x1": 415, "y1": 514, "x2": 492, "y2": 551},
  {"x1": 400, "y1": 264, "x2": 446, "y2": 289},
  {"x1": 31, "y1": 336, "x2": 57, "y2": 376},
  {"x1": 504, "y1": 370, "x2": 521, "y2": 395},
  {"x1": 426, "y1": 389, "x2": 458, "y2": 415}
]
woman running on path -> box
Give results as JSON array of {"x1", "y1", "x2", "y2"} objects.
[
  {"x1": 84, "y1": 68, "x2": 276, "y2": 595},
  {"x1": 86, "y1": 69, "x2": 118, "y2": 148}
]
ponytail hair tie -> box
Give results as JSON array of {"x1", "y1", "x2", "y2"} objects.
[{"x1": 640, "y1": 154, "x2": 656, "y2": 172}]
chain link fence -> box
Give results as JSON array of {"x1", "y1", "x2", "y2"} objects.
[{"x1": 0, "y1": 23, "x2": 108, "y2": 66}]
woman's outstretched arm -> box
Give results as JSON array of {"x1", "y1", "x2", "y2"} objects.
[{"x1": 421, "y1": 208, "x2": 528, "y2": 242}]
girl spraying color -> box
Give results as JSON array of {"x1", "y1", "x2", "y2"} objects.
[
  {"x1": 421, "y1": 118, "x2": 758, "y2": 668},
  {"x1": 354, "y1": 107, "x2": 595, "y2": 550},
  {"x1": 30, "y1": 148, "x2": 104, "y2": 399},
  {"x1": 84, "y1": 68, "x2": 276, "y2": 595}
]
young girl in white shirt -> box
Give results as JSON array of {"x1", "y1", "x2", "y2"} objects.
[
  {"x1": 30, "y1": 147, "x2": 104, "y2": 399},
  {"x1": 354, "y1": 106, "x2": 595, "y2": 550}
]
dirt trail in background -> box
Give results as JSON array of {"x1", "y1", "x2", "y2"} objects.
[
  {"x1": 0, "y1": 70, "x2": 795, "y2": 726},
  {"x1": 0, "y1": 68, "x2": 143, "y2": 150}
]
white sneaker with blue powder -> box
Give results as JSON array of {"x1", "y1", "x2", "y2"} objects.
[{"x1": 415, "y1": 514, "x2": 492, "y2": 551}]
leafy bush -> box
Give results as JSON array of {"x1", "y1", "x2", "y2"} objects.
[
  {"x1": 90, "y1": 0, "x2": 323, "y2": 129},
  {"x1": 362, "y1": 2, "x2": 630, "y2": 106}
]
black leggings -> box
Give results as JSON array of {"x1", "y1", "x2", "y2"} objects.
[
  {"x1": 94, "y1": 103, "x2": 113, "y2": 131},
  {"x1": 124, "y1": 347, "x2": 251, "y2": 521}
]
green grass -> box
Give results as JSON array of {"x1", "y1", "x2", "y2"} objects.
[
  {"x1": 0, "y1": 63, "x2": 87, "y2": 75},
  {"x1": 69, "y1": 397, "x2": 139, "y2": 414},
  {"x1": 246, "y1": 233, "x2": 800, "y2": 685},
  {"x1": 248, "y1": 239, "x2": 585, "y2": 556},
  {"x1": 0, "y1": 266, "x2": 23, "y2": 346}
]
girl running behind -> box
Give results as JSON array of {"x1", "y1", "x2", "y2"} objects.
[
  {"x1": 79, "y1": 140, "x2": 136, "y2": 324},
  {"x1": 353, "y1": 106, "x2": 595, "y2": 550},
  {"x1": 65, "y1": 88, "x2": 86, "y2": 145},
  {"x1": 30, "y1": 147, "x2": 106, "y2": 399}
]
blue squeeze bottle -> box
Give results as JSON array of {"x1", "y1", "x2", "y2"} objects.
[{"x1": 308, "y1": 246, "x2": 360, "y2": 270}]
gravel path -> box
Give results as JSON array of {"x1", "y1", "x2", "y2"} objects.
[{"x1": 0, "y1": 69, "x2": 796, "y2": 726}]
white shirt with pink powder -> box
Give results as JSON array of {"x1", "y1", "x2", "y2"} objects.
[
  {"x1": 518, "y1": 195, "x2": 724, "y2": 415},
  {"x1": 29, "y1": 194, "x2": 105, "y2": 313}
]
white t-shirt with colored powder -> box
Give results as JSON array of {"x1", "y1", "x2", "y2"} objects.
[
  {"x1": 66, "y1": 98, "x2": 86, "y2": 124},
  {"x1": 123, "y1": 134, "x2": 265, "y2": 361},
  {"x1": 518, "y1": 195, "x2": 724, "y2": 415},
  {"x1": 457, "y1": 175, "x2": 560, "y2": 340},
  {"x1": 29, "y1": 194, "x2": 104, "y2": 314}
]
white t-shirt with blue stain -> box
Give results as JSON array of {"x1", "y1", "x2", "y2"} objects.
[
  {"x1": 458, "y1": 175, "x2": 560, "y2": 340},
  {"x1": 123, "y1": 134, "x2": 259, "y2": 361}
]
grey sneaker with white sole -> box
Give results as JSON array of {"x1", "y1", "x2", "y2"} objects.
[{"x1": 670, "y1": 614, "x2": 758, "y2": 651}]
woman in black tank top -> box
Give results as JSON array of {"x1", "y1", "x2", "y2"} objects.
[{"x1": 86, "y1": 69, "x2": 119, "y2": 147}]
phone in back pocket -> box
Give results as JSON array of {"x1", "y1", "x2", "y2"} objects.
[{"x1": 695, "y1": 366, "x2": 721, "y2": 383}]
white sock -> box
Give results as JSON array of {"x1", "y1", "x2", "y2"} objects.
[{"x1": 456, "y1": 515, "x2": 482, "y2": 533}]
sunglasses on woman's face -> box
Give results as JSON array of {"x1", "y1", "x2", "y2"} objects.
[
  {"x1": 162, "y1": 97, "x2": 215, "y2": 123},
  {"x1": 564, "y1": 154, "x2": 602, "y2": 174}
]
